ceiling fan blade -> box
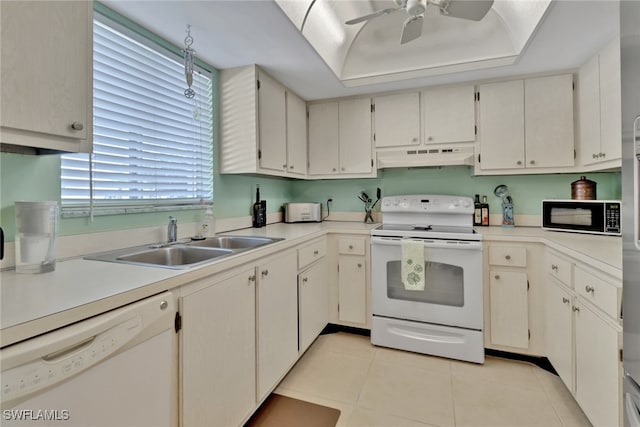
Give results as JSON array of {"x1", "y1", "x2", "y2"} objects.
[
  {"x1": 400, "y1": 14, "x2": 424, "y2": 44},
  {"x1": 345, "y1": 7, "x2": 401, "y2": 25},
  {"x1": 439, "y1": 0, "x2": 494, "y2": 21}
]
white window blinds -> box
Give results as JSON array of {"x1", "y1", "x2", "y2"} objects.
[{"x1": 61, "y1": 15, "x2": 213, "y2": 216}]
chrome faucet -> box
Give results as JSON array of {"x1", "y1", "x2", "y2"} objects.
[{"x1": 168, "y1": 216, "x2": 177, "y2": 243}]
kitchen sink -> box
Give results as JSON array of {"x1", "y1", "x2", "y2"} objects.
[
  {"x1": 84, "y1": 235, "x2": 283, "y2": 269},
  {"x1": 187, "y1": 235, "x2": 283, "y2": 250},
  {"x1": 116, "y1": 246, "x2": 233, "y2": 267}
]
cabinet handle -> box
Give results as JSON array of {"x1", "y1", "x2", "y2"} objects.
[
  {"x1": 494, "y1": 275, "x2": 500, "y2": 280},
  {"x1": 341, "y1": 167, "x2": 345, "y2": 171},
  {"x1": 505, "y1": 255, "x2": 511, "y2": 260},
  {"x1": 562, "y1": 297, "x2": 570, "y2": 304},
  {"x1": 302, "y1": 277, "x2": 308, "y2": 283},
  {"x1": 516, "y1": 160, "x2": 522, "y2": 165},
  {"x1": 601, "y1": 152, "x2": 606, "y2": 158},
  {"x1": 313, "y1": 250, "x2": 319, "y2": 256},
  {"x1": 572, "y1": 305, "x2": 580, "y2": 312},
  {"x1": 427, "y1": 136, "x2": 432, "y2": 141},
  {"x1": 414, "y1": 137, "x2": 419, "y2": 142},
  {"x1": 551, "y1": 264, "x2": 558, "y2": 271},
  {"x1": 357, "y1": 263, "x2": 362, "y2": 268},
  {"x1": 289, "y1": 165, "x2": 295, "y2": 169},
  {"x1": 261, "y1": 270, "x2": 269, "y2": 277},
  {"x1": 585, "y1": 285, "x2": 595, "y2": 294},
  {"x1": 332, "y1": 168, "x2": 337, "y2": 172},
  {"x1": 349, "y1": 245, "x2": 353, "y2": 250},
  {"x1": 530, "y1": 160, "x2": 536, "y2": 165},
  {"x1": 248, "y1": 275, "x2": 256, "y2": 283},
  {"x1": 71, "y1": 121, "x2": 84, "y2": 131}
]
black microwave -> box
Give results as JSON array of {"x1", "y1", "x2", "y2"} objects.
[{"x1": 542, "y1": 200, "x2": 621, "y2": 236}]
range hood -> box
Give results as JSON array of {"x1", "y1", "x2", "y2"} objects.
[{"x1": 376, "y1": 145, "x2": 475, "y2": 169}]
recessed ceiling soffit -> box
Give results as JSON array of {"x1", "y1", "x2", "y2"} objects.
[{"x1": 275, "y1": 0, "x2": 553, "y2": 87}]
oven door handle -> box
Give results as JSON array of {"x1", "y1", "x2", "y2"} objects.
[{"x1": 371, "y1": 236, "x2": 482, "y2": 250}]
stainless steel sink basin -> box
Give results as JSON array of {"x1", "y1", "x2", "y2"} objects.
[
  {"x1": 187, "y1": 235, "x2": 283, "y2": 250},
  {"x1": 84, "y1": 235, "x2": 283, "y2": 269},
  {"x1": 116, "y1": 246, "x2": 232, "y2": 267}
]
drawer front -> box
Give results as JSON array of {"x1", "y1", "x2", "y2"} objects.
[
  {"x1": 575, "y1": 265, "x2": 620, "y2": 319},
  {"x1": 489, "y1": 245, "x2": 527, "y2": 267},
  {"x1": 338, "y1": 237, "x2": 366, "y2": 255},
  {"x1": 546, "y1": 250, "x2": 573, "y2": 287},
  {"x1": 298, "y1": 239, "x2": 326, "y2": 270}
]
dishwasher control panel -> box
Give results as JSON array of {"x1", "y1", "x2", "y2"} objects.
[{"x1": 2, "y1": 316, "x2": 142, "y2": 404}]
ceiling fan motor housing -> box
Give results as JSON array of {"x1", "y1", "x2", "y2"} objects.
[{"x1": 406, "y1": 0, "x2": 426, "y2": 16}]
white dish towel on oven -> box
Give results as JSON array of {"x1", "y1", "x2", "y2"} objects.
[{"x1": 401, "y1": 238, "x2": 425, "y2": 291}]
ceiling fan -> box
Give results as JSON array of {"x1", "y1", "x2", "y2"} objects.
[{"x1": 345, "y1": 0, "x2": 495, "y2": 45}]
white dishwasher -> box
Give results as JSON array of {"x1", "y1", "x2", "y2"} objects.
[{"x1": 1, "y1": 291, "x2": 178, "y2": 426}]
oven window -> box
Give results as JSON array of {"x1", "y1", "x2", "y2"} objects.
[{"x1": 386, "y1": 260, "x2": 464, "y2": 306}]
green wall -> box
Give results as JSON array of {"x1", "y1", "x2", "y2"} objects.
[{"x1": 290, "y1": 167, "x2": 621, "y2": 217}]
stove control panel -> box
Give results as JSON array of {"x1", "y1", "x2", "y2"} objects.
[{"x1": 381, "y1": 195, "x2": 474, "y2": 214}]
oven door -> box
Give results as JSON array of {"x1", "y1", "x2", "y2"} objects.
[{"x1": 371, "y1": 236, "x2": 483, "y2": 330}]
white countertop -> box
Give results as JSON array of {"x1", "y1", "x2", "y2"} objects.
[
  {"x1": 0, "y1": 221, "x2": 620, "y2": 347},
  {"x1": 0, "y1": 221, "x2": 376, "y2": 347}
]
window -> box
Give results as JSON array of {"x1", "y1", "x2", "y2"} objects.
[{"x1": 61, "y1": 13, "x2": 213, "y2": 216}]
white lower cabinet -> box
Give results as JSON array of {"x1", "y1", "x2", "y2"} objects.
[
  {"x1": 256, "y1": 251, "x2": 299, "y2": 401},
  {"x1": 545, "y1": 249, "x2": 623, "y2": 427},
  {"x1": 299, "y1": 258, "x2": 329, "y2": 353},
  {"x1": 484, "y1": 243, "x2": 545, "y2": 355},
  {"x1": 336, "y1": 236, "x2": 369, "y2": 326},
  {"x1": 180, "y1": 267, "x2": 257, "y2": 427}
]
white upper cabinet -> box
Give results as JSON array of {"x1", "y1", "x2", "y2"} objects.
[
  {"x1": 286, "y1": 91, "x2": 308, "y2": 177},
  {"x1": 308, "y1": 98, "x2": 375, "y2": 178},
  {"x1": 373, "y1": 92, "x2": 421, "y2": 148},
  {"x1": 477, "y1": 74, "x2": 575, "y2": 174},
  {"x1": 524, "y1": 74, "x2": 575, "y2": 168},
  {"x1": 308, "y1": 101, "x2": 340, "y2": 175},
  {"x1": 257, "y1": 70, "x2": 287, "y2": 173},
  {"x1": 423, "y1": 85, "x2": 476, "y2": 144},
  {"x1": 220, "y1": 65, "x2": 307, "y2": 178},
  {"x1": 1, "y1": 1, "x2": 92, "y2": 153},
  {"x1": 578, "y1": 37, "x2": 622, "y2": 169},
  {"x1": 477, "y1": 80, "x2": 526, "y2": 170}
]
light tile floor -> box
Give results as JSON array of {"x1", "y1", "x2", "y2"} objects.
[{"x1": 275, "y1": 332, "x2": 592, "y2": 427}]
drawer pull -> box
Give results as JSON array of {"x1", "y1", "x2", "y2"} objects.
[
  {"x1": 302, "y1": 277, "x2": 308, "y2": 283},
  {"x1": 551, "y1": 264, "x2": 558, "y2": 271},
  {"x1": 349, "y1": 245, "x2": 354, "y2": 250},
  {"x1": 585, "y1": 285, "x2": 595, "y2": 294},
  {"x1": 71, "y1": 121, "x2": 84, "y2": 131},
  {"x1": 572, "y1": 305, "x2": 580, "y2": 313},
  {"x1": 261, "y1": 270, "x2": 269, "y2": 277},
  {"x1": 494, "y1": 275, "x2": 500, "y2": 280},
  {"x1": 357, "y1": 263, "x2": 362, "y2": 268},
  {"x1": 505, "y1": 255, "x2": 511, "y2": 260},
  {"x1": 562, "y1": 297, "x2": 570, "y2": 304},
  {"x1": 248, "y1": 275, "x2": 256, "y2": 283},
  {"x1": 313, "y1": 250, "x2": 319, "y2": 256}
]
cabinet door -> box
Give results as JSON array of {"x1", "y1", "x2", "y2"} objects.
[
  {"x1": 478, "y1": 80, "x2": 525, "y2": 170},
  {"x1": 598, "y1": 37, "x2": 622, "y2": 163},
  {"x1": 299, "y1": 259, "x2": 329, "y2": 353},
  {"x1": 424, "y1": 85, "x2": 476, "y2": 144},
  {"x1": 339, "y1": 98, "x2": 373, "y2": 174},
  {"x1": 181, "y1": 268, "x2": 256, "y2": 427},
  {"x1": 546, "y1": 278, "x2": 574, "y2": 392},
  {"x1": 308, "y1": 102, "x2": 339, "y2": 175},
  {"x1": 578, "y1": 55, "x2": 602, "y2": 166},
  {"x1": 286, "y1": 90, "x2": 308, "y2": 176},
  {"x1": 524, "y1": 75, "x2": 575, "y2": 168},
  {"x1": 373, "y1": 92, "x2": 420, "y2": 148},
  {"x1": 258, "y1": 71, "x2": 287, "y2": 172},
  {"x1": 1, "y1": 1, "x2": 91, "y2": 151},
  {"x1": 489, "y1": 270, "x2": 529, "y2": 348},
  {"x1": 256, "y1": 252, "x2": 298, "y2": 401},
  {"x1": 575, "y1": 300, "x2": 621, "y2": 427},
  {"x1": 338, "y1": 256, "x2": 367, "y2": 324}
]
